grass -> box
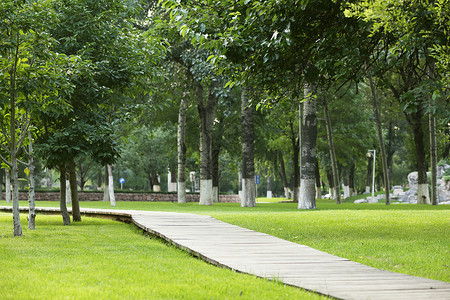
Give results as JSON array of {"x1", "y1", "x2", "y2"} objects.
[
  {"x1": 2, "y1": 198, "x2": 449, "y2": 287},
  {"x1": 0, "y1": 213, "x2": 325, "y2": 300}
]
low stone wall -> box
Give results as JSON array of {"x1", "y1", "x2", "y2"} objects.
[{"x1": 1, "y1": 191, "x2": 240, "y2": 203}]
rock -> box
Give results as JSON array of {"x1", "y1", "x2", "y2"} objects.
[
  {"x1": 354, "y1": 199, "x2": 367, "y2": 204},
  {"x1": 439, "y1": 201, "x2": 450, "y2": 205},
  {"x1": 367, "y1": 197, "x2": 378, "y2": 203}
]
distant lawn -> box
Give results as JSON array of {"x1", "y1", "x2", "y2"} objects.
[
  {"x1": 0, "y1": 213, "x2": 324, "y2": 300},
  {"x1": 2, "y1": 199, "x2": 449, "y2": 283}
]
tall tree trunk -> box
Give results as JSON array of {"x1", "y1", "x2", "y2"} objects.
[
  {"x1": 290, "y1": 121, "x2": 300, "y2": 203},
  {"x1": 430, "y1": 111, "x2": 438, "y2": 205},
  {"x1": 177, "y1": 98, "x2": 187, "y2": 203},
  {"x1": 103, "y1": 165, "x2": 109, "y2": 201},
  {"x1": 326, "y1": 169, "x2": 335, "y2": 198},
  {"x1": 315, "y1": 158, "x2": 322, "y2": 199},
  {"x1": 299, "y1": 84, "x2": 317, "y2": 209},
  {"x1": 407, "y1": 113, "x2": 430, "y2": 204},
  {"x1": 168, "y1": 167, "x2": 177, "y2": 192},
  {"x1": 241, "y1": 86, "x2": 256, "y2": 207},
  {"x1": 151, "y1": 173, "x2": 160, "y2": 192},
  {"x1": 27, "y1": 131, "x2": 36, "y2": 230},
  {"x1": 107, "y1": 164, "x2": 116, "y2": 206},
  {"x1": 65, "y1": 179, "x2": 71, "y2": 205},
  {"x1": 69, "y1": 160, "x2": 81, "y2": 222},
  {"x1": 343, "y1": 169, "x2": 350, "y2": 199},
  {"x1": 0, "y1": 168, "x2": 3, "y2": 201},
  {"x1": 97, "y1": 170, "x2": 102, "y2": 190},
  {"x1": 279, "y1": 152, "x2": 290, "y2": 199},
  {"x1": 212, "y1": 142, "x2": 220, "y2": 203},
  {"x1": 10, "y1": 40, "x2": 23, "y2": 236},
  {"x1": 367, "y1": 67, "x2": 391, "y2": 205},
  {"x1": 5, "y1": 168, "x2": 11, "y2": 203},
  {"x1": 59, "y1": 165, "x2": 71, "y2": 225},
  {"x1": 47, "y1": 168, "x2": 53, "y2": 190},
  {"x1": 197, "y1": 83, "x2": 217, "y2": 205},
  {"x1": 349, "y1": 163, "x2": 356, "y2": 196},
  {"x1": 267, "y1": 176, "x2": 273, "y2": 198},
  {"x1": 322, "y1": 96, "x2": 341, "y2": 204},
  {"x1": 238, "y1": 170, "x2": 243, "y2": 199}
]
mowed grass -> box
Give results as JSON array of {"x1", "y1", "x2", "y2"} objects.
[
  {"x1": 0, "y1": 213, "x2": 325, "y2": 300},
  {"x1": 3, "y1": 198, "x2": 450, "y2": 283}
]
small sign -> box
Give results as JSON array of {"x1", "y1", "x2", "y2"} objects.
[
  {"x1": 255, "y1": 175, "x2": 260, "y2": 185},
  {"x1": 119, "y1": 178, "x2": 125, "y2": 184}
]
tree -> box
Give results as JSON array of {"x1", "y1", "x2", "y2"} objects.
[
  {"x1": 240, "y1": 87, "x2": 256, "y2": 207},
  {"x1": 0, "y1": 0, "x2": 73, "y2": 235}
]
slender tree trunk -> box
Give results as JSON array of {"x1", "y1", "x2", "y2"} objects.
[
  {"x1": 290, "y1": 121, "x2": 300, "y2": 203},
  {"x1": 5, "y1": 169, "x2": 11, "y2": 203},
  {"x1": 151, "y1": 173, "x2": 161, "y2": 192},
  {"x1": 322, "y1": 96, "x2": 341, "y2": 204},
  {"x1": 267, "y1": 176, "x2": 273, "y2": 198},
  {"x1": 241, "y1": 86, "x2": 256, "y2": 207},
  {"x1": 326, "y1": 169, "x2": 335, "y2": 198},
  {"x1": 177, "y1": 98, "x2": 187, "y2": 203},
  {"x1": 299, "y1": 84, "x2": 317, "y2": 209},
  {"x1": 197, "y1": 83, "x2": 217, "y2": 205},
  {"x1": 408, "y1": 113, "x2": 430, "y2": 204},
  {"x1": 212, "y1": 142, "x2": 220, "y2": 203},
  {"x1": 279, "y1": 152, "x2": 290, "y2": 199},
  {"x1": 97, "y1": 170, "x2": 102, "y2": 190},
  {"x1": 69, "y1": 160, "x2": 81, "y2": 222},
  {"x1": 47, "y1": 168, "x2": 53, "y2": 190},
  {"x1": 238, "y1": 170, "x2": 243, "y2": 199},
  {"x1": 0, "y1": 168, "x2": 3, "y2": 201},
  {"x1": 10, "y1": 39, "x2": 22, "y2": 236},
  {"x1": 343, "y1": 169, "x2": 350, "y2": 199},
  {"x1": 65, "y1": 179, "x2": 71, "y2": 205},
  {"x1": 169, "y1": 167, "x2": 177, "y2": 192},
  {"x1": 349, "y1": 163, "x2": 356, "y2": 196},
  {"x1": 315, "y1": 158, "x2": 322, "y2": 199},
  {"x1": 27, "y1": 132, "x2": 36, "y2": 230},
  {"x1": 107, "y1": 164, "x2": 116, "y2": 206},
  {"x1": 430, "y1": 111, "x2": 438, "y2": 205},
  {"x1": 59, "y1": 165, "x2": 71, "y2": 225},
  {"x1": 103, "y1": 165, "x2": 109, "y2": 201},
  {"x1": 367, "y1": 67, "x2": 391, "y2": 205}
]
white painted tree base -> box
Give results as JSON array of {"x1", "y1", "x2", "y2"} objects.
[
  {"x1": 168, "y1": 182, "x2": 177, "y2": 192},
  {"x1": 365, "y1": 186, "x2": 371, "y2": 193},
  {"x1": 153, "y1": 185, "x2": 161, "y2": 192},
  {"x1": 266, "y1": 191, "x2": 272, "y2": 198},
  {"x1": 241, "y1": 178, "x2": 256, "y2": 207},
  {"x1": 199, "y1": 179, "x2": 213, "y2": 205},
  {"x1": 417, "y1": 183, "x2": 430, "y2": 204},
  {"x1": 177, "y1": 182, "x2": 186, "y2": 203},
  {"x1": 299, "y1": 178, "x2": 316, "y2": 209},
  {"x1": 344, "y1": 185, "x2": 350, "y2": 199}
]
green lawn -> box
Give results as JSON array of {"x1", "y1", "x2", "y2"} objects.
[
  {"x1": 0, "y1": 213, "x2": 324, "y2": 300},
  {"x1": 2, "y1": 198, "x2": 449, "y2": 296}
]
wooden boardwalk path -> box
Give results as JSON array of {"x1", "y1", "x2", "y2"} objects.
[{"x1": 1, "y1": 206, "x2": 449, "y2": 299}]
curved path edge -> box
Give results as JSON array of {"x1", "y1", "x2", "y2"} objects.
[{"x1": 1, "y1": 206, "x2": 449, "y2": 300}]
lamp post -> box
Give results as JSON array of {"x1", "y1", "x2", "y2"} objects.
[{"x1": 367, "y1": 150, "x2": 376, "y2": 202}]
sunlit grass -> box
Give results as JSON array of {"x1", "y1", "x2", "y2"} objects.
[
  {"x1": 0, "y1": 213, "x2": 326, "y2": 300},
  {"x1": 3, "y1": 199, "x2": 449, "y2": 283}
]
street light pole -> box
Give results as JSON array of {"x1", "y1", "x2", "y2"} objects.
[{"x1": 367, "y1": 150, "x2": 376, "y2": 202}]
